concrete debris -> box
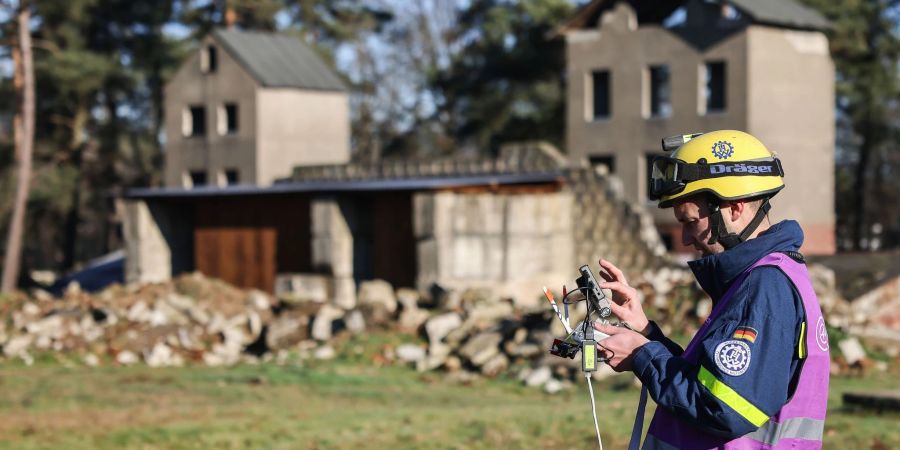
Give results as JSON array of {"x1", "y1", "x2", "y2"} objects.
[
  {"x1": 464, "y1": 302, "x2": 514, "y2": 329},
  {"x1": 395, "y1": 344, "x2": 427, "y2": 364},
  {"x1": 266, "y1": 315, "x2": 308, "y2": 349},
  {"x1": 0, "y1": 261, "x2": 890, "y2": 383},
  {"x1": 398, "y1": 308, "x2": 429, "y2": 332},
  {"x1": 480, "y1": 353, "x2": 509, "y2": 377},
  {"x1": 83, "y1": 353, "x2": 99, "y2": 367},
  {"x1": 275, "y1": 274, "x2": 330, "y2": 305},
  {"x1": 425, "y1": 313, "x2": 462, "y2": 345},
  {"x1": 357, "y1": 279, "x2": 398, "y2": 325},
  {"x1": 344, "y1": 310, "x2": 366, "y2": 335},
  {"x1": 314, "y1": 345, "x2": 336, "y2": 360},
  {"x1": 311, "y1": 304, "x2": 344, "y2": 341},
  {"x1": 524, "y1": 366, "x2": 552, "y2": 387},
  {"x1": 458, "y1": 332, "x2": 502, "y2": 366},
  {"x1": 395, "y1": 288, "x2": 421, "y2": 311},
  {"x1": 116, "y1": 350, "x2": 139, "y2": 365},
  {"x1": 838, "y1": 338, "x2": 867, "y2": 366},
  {"x1": 443, "y1": 355, "x2": 462, "y2": 372},
  {"x1": 543, "y1": 378, "x2": 565, "y2": 395}
]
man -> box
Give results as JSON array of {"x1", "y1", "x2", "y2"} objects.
[{"x1": 593, "y1": 130, "x2": 830, "y2": 449}]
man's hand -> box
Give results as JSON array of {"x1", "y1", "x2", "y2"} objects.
[
  {"x1": 594, "y1": 323, "x2": 649, "y2": 372},
  {"x1": 597, "y1": 259, "x2": 650, "y2": 335}
]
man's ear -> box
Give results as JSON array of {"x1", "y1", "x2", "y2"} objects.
[{"x1": 729, "y1": 200, "x2": 746, "y2": 222}]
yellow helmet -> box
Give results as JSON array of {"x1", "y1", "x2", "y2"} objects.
[{"x1": 649, "y1": 130, "x2": 784, "y2": 209}]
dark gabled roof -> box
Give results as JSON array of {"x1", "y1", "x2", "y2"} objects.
[
  {"x1": 212, "y1": 28, "x2": 348, "y2": 92},
  {"x1": 729, "y1": 0, "x2": 829, "y2": 31},
  {"x1": 554, "y1": 0, "x2": 828, "y2": 36}
]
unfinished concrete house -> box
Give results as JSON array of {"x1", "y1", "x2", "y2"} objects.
[
  {"x1": 125, "y1": 25, "x2": 670, "y2": 307},
  {"x1": 124, "y1": 142, "x2": 667, "y2": 308},
  {"x1": 163, "y1": 28, "x2": 350, "y2": 188},
  {"x1": 558, "y1": 0, "x2": 835, "y2": 254}
]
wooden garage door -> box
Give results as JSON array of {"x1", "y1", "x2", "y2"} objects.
[
  {"x1": 195, "y1": 223, "x2": 277, "y2": 292},
  {"x1": 194, "y1": 196, "x2": 310, "y2": 292}
]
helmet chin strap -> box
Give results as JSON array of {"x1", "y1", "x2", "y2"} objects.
[{"x1": 707, "y1": 198, "x2": 771, "y2": 249}]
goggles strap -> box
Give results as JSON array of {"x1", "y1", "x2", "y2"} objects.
[
  {"x1": 706, "y1": 202, "x2": 727, "y2": 247},
  {"x1": 707, "y1": 198, "x2": 772, "y2": 249}
]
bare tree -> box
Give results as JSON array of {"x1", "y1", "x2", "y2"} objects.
[{"x1": 2, "y1": 0, "x2": 36, "y2": 292}]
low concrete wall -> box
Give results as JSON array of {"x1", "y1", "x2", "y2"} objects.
[{"x1": 414, "y1": 190, "x2": 575, "y2": 308}]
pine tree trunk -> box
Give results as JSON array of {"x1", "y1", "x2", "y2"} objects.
[
  {"x1": 2, "y1": 1, "x2": 36, "y2": 292},
  {"x1": 851, "y1": 119, "x2": 873, "y2": 250}
]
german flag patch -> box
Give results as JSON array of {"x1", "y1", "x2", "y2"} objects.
[{"x1": 733, "y1": 326, "x2": 758, "y2": 344}]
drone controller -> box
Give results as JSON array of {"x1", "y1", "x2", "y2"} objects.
[
  {"x1": 544, "y1": 264, "x2": 620, "y2": 448},
  {"x1": 577, "y1": 265, "x2": 613, "y2": 319},
  {"x1": 545, "y1": 264, "x2": 618, "y2": 365}
]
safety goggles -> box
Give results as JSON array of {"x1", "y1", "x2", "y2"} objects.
[{"x1": 648, "y1": 156, "x2": 784, "y2": 200}]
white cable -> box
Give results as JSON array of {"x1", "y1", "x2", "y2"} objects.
[{"x1": 586, "y1": 373, "x2": 603, "y2": 450}]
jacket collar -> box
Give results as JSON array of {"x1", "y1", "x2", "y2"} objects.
[{"x1": 687, "y1": 220, "x2": 804, "y2": 301}]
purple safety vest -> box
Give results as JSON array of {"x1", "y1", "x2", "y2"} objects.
[{"x1": 642, "y1": 253, "x2": 830, "y2": 450}]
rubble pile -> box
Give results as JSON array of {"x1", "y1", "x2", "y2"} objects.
[
  {"x1": 1, "y1": 273, "x2": 287, "y2": 367},
  {"x1": 394, "y1": 268, "x2": 706, "y2": 390},
  {"x1": 820, "y1": 271, "x2": 900, "y2": 353},
  {"x1": 0, "y1": 262, "x2": 894, "y2": 388}
]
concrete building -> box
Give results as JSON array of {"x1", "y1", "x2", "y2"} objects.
[
  {"x1": 559, "y1": 0, "x2": 835, "y2": 254},
  {"x1": 123, "y1": 145, "x2": 667, "y2": 307},
  {"x1": 133, "y1": 27, "x2": 668, "y2": 307},
  {"x1": 164, "y1": 28, "x2": 350, "y2": 187}
]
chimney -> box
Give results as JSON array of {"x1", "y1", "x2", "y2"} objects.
[{"x1": 224, "y1": 5, "x2": 237, "y2": 28}]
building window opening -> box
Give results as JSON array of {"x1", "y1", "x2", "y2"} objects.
[
  {"x1": 201, "y1": 45, "x2": 217, "y2": 73},
  {"x1": 647, "y1": 65, "x2": 671, "y2": 118},
  {"x1": 183, "y1": 105, "x2": 206, "y2": 137},
  {"x1": 590, "y1": 70, "x2": 611, "y2": 120},
  {"x1": 190, "y1": 171, "x2": 207, "y2": 187},
  {"x1": 589, "y1": 155, "x2": 615, "y2": 174},
  {"x1": 218, "y1": 103, "x2": 238, "y2": 135},
  {"x1": 225, "y1": 169, "x2": 239, "y2": 185},
  {"x1": 704, "y1": 61, "x2": 726, "y2": 113}
]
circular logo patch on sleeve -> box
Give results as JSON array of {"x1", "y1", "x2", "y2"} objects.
[
  {"x1": 815, "y1": 317, "x2": 829, "y2": 351},
  {"x1": 714, "y1": 340, "x2": 752, "y2": 376}
]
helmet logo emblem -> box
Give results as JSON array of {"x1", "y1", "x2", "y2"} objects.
[{"x1": 711, "y1": 141, "x2": 734, "y2": 160}]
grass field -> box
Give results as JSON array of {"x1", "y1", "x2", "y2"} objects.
[{"x1": 0, "y1": 333, "x2": 897, "y2": 449}]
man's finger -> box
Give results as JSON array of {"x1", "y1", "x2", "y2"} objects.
[
  {"x1": 599, "y1": 281, "x2": 632, "y2": 300},
  {"x1": 595, "y1": 344, "x2": 609, "y2": 361},
  {"x1": 593, "y1": 323, "x2": 625, "y2": 335},
  {"x1": 598, "y1": 271, "x2": 614, "y2": 282},
  {"x1": 599, "y1": 259, "x2": 628, "y2": 284}
]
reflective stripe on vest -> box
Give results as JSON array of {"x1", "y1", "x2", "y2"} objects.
[
  {"x1": 642, "y1": 417, "x2": 825, "y2": 450},
  {"x1": 744, "y1": 416, "x2": 824, "y2": 445},
  {"x1": 698, "y1": 366, "x2": 769, "y2": 427}
]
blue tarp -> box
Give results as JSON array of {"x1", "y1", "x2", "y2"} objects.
[{"x1": 49, "y1": 250, "x2": 125, "y2": 296}]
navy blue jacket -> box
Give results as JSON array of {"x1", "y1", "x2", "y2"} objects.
[{"x1": 632, "y1": 220, "x2": 807, "y2": 438}]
